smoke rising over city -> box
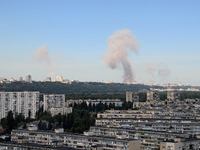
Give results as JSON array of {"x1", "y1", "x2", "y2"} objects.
[
  {"x1": 104, "y1": 29, "x2": 140, "y2": 83},
  {"x1": 144, "y1": 62, "x2": 171, "y2": 80},
  {"x1": 33, "y1": 46, "x2": 60, "y2": 78}
]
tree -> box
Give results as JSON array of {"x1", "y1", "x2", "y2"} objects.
[{"x1": 6, "y1": 111, "x2": 15, "y2": 133}]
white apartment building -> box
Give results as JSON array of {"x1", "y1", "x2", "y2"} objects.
[
  {"x1": 25, "y1": 74, "x2": 32, "y2": 83},
  {"x1": 43, "y1": 94, "x2": 65, "y2": 112},
  {"x1": 56, "y1": 75, "x2": 63, "y2": 82},
  {"x1": 0, "y1": 91, "x2": 39, "y2": 119}
]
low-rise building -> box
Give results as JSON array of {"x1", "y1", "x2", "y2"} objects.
[{"x1": 11, "y1": 129, "x2": 140, "y2": 150}]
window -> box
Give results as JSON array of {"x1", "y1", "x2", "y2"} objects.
[{"x1": 167, "y1": 146, "x2": 173, "y2": 150}]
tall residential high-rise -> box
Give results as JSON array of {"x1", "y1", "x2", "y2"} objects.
[
  {"x1": 56, "y1": 75, "x2": 63, "y2": 82},
  {"x1": 126, "y1": 91, "x2": 139, "y2": 102},
  {"x1": 25, "y1": 74, "x2": 32, "y2": 83},
  {"x1": 147, "y1": 91, "x2": 160, "y2": 102},
  {"x1": 43, "y1": 94, "x2": 65, "y2": 112},
  {"x1": 0, "y1": 91, "x2": 39, "y2": 119},
  {"x1": 167, "y1": 90, "x2": 180, "y2": 101}
]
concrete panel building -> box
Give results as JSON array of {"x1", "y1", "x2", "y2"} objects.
[
  {"x1": 147, "y1": 90, "x2": 160, "y2": 102},
  {"x1": 43, "y1": 94, "x2": 65, "y2": 112},
  {"x1": 0, "y1": 91, "x2": 39, "y2": 119},
  {"x1": 167, "y1": 90, "x2": 180, "y2": 101},
  {"x1": 126, "y1": 91, "x2": 139, "y2": 102},
  {"x1": 11, "y1": 129, "x2": 141, "y2": 150}
]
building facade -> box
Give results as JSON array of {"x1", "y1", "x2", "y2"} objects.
[
  {"x1": 167, "y1": 90, "x2": 180, "y2": 101},
  {"x1": 126, "y1": 91, "x2": 139, "y2": 102},
  {"x1": 43, "y1": 94, "x2": 65, "y2": 112},
  {"x1": 0, "y1": 91, "x2": 39, "y2": 119},
  {"x1": 147, "y1": 91, "x2": 160, "y2": 102},
  {"x1": 25, "y1": 74, "x2": 32, "y2": 83},
  {"x1": 11, "y1": 129, "x2": 141, "y2": 150},
  {"x1": 56, "y1": 75, "x2": 63, "y2": 82}
]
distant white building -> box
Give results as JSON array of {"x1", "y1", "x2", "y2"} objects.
[
  {"x1": 19, "y1": 77, "x2": 23, "y2": 81},
  {"x1": 43, "y1": 94, "x2": 65, "y2": 112},
  {"x1": 0, "y1": 91, "x2": 40, "y2": 119},
  {"x1": 44, "y1": 77, "x2": 51, "y2": 82},
  {"x1": 25, "y1": 74, "x2": 32, "y2": 83},
  {"x1": 56, "y1": 75, "x2": 63, "y2": 82}
]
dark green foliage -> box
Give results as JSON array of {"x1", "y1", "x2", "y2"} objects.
[
  {"x1": 73, "y1": 101, "x2": 133, "y2": 112},
  {"x1": 65, "y1": 93, "x2": 126, "y2": 101},
  {"x1": 160, "y1": 92, "x2": 167, "y2": 100},
  {"x1": 139, "y1": 92, "x2": 147, "y2": 102},
  {"x1": 0, "y1": 111, "x2": 36, "y2": 134},
  {"x1": 6, "y1": 111, "x2": 15, "y2": 133},
  {"x1": 64, "y1": 109, "x2": 95, "y2": 133},
  {"x1": 0, "y1": 81, "x2": 151, "y2": 94},
  {"x1": 180, "y1": 91, "x2": 200, "y2": 100}
]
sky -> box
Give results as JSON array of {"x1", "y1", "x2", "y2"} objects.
[{"x1": 0, "y1": 0, "x2": 200, "y2": 85}]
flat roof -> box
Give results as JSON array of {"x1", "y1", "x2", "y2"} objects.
[{"x1": 0, "y1": 142, "x2": 77, "y2": 150}]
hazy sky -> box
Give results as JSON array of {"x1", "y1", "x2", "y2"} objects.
[{"x1": 1, "y1": 1, "x2": 200, "y2": 85}]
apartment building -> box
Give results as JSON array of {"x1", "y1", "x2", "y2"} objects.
[
  {"x1": 97, "y1": 109, "x2": 154, "y2": 119},
  {"x1": 0, "y1": 91, "x2": 39, "y2": 119},
  {"x1": 147, "y1": 90, "x2": 160, "y2": 102},
  {"x1": 50, "y1": 107, "x2": 72, "y2": 116},
  {"x1": 95, "y1": 117, "x2": 200, "y2": 127},
  {"x1": 167, "y1": 90, "x2": 180, "y2": 101},
  {"x1": 25, "y1": 74, "x2": 32, "y2": 83},
  {"x1": 66, "y1": 99, "x2": 123, "y2": 107},
  {"x1": 160, "y1": 139, "x2": 200, "y2": 150},
  {"x1": 88, "y1": 126, "x2": 193, "y2": 150},
  {"x1": 126, "y1": 91, "x2": 139, "y2": 102},
  {"x1": 11, "y1": 129, "x2": 140, "y2": 150},
  {"x1": 43, "y1": 94, "x2": 65, "y2": 112},
  {"x1": 86, "y1": 99, "x2": 123, "y2": 107}
]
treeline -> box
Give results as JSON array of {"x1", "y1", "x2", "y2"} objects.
[
  {"x1": 180, "y1": 91, "x2": 200, "y2": 100},
  {"x1": 72, "y1": 101, "x2": 134, "y2": 112},
  {"x1": 36, "y1": 101, "x2": 134, "y2": 133},
  {"x1": 65, "y1": 93, "x2": 126, "y2": 101},
  {"x1": 0, "y1": 81, "x2": 152, "y2": 94},
  {"x1": 36, "y1": 108, "x2": 95, "y2": 133},
  {"x1": 0, "y1": 100, "x2": 134, "y2": 134},
  {"x1": 0, "y1": 111, "x2": 34, "y2": 134}
]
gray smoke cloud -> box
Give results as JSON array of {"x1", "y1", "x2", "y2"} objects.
[
  {"x1": 144, "y1": 62, "x2": 171, "y2": 79},
  {"x1": 144, "y1": 61, "x2": 157, "y2": 74},
  {"x1": 157, "y1": 62, "x2": 171, "y2": 78},
  {"x1": 104, "y1": 29, "x2": 140, "y2": 83},
  {"x1": 33, "y1": 46, "x2": 60, "y2": 77}
]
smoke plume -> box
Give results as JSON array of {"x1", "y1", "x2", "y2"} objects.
[
  {"x1": 144, "y1": 62, "x2": 171, "y2": 79},
  {"x1": 104, "y1": 29, "x2": 140, "y2": 83},
  {"x1": 157, "y1": 62, "x2": 171, "y2": 78},
  {"x1": 144, "y1": 61, "x2": 157, "y2": 74},
  {"x1": 33, "y1": 46, "x2": 60, "y2": 78}
]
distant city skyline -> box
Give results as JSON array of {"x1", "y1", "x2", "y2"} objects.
[{"x1": 1, "y1": 1, "x2": 200, "y2": 85}]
